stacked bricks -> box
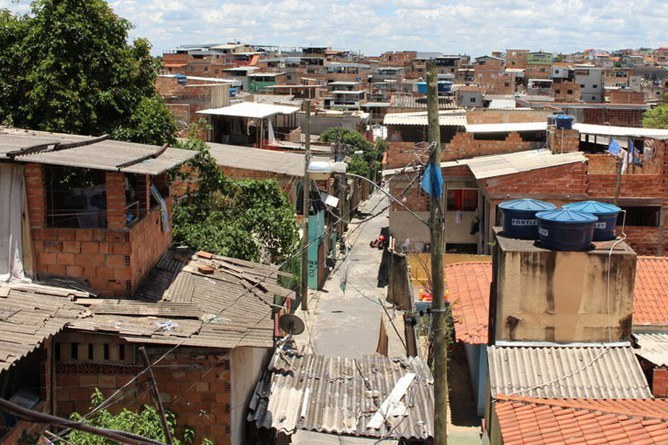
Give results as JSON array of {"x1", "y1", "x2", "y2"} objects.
[
  {"x1": 653, "y1": 368, "x2": 668, "y2": 398},
  {"x1": 105, "y1": 171, "x2": 126, "y2": 230},
  {"x1": 583, "y1": 107, "x2": 644, "y2": 127},
  {"x1": 444, "y1": 132, "x2": 533, "y2": 161},
  {"x1": 482, "y1": 162, "x2": 589, "y2": 198},
  {"x1": 549, "y1": 128, "x2": 580, "y2": 154},
  {"x1": 24, "y1": 163, "x2": 47, "y2": 228},
  {"x1": 27, "y1": 168, "x2": 172, "y2": 297}
]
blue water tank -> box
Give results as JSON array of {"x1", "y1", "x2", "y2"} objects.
[
  {"x1": 438, "y1": 81, "x2": 452, "y2": 93},
  {"x1": 499, "y1": 199, "x2": 557, "y2": 239},
  {"x1": 554, "y1": 114, "x2": 574, "y2": 130},
  {"x1": 175, "y1": 73, "x2": 187, "y2": 85},
  {"x1": 536, "y1": 209, "x2": 598, "y2": 251},
  {"x1": 562, "y1": 201, "x2": 620, "y2": 241},
  {"x1": 417, "y1": 82, "x2": 427, "y2": 94},
  {"x1": 229, "y1": 87, "x2": 237, "y2": 97}
]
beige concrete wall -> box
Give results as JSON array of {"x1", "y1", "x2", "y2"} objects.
[
  {"x1": 231, "y1": 347, "x2": 270, "y2": 445},
  {"x1": 493, "y1": 235, "x2": 636, "y2": 343},
  {"x1": 389, "y1": 210, "x2": 477, "y2": 247}
]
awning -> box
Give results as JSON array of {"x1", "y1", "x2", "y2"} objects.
[
  {"x1": 197, "y1": 102, "x2": 300, "y2": 119},
  {"x1": 573, "y1": 123, "x2": 668, "y2": 140},
  {"x1": 465, "y1": 122, "x2": 547, "y2": 133}
]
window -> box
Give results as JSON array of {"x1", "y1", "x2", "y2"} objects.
[
  {"x1": 447, "y1": 189, "x2": 478, "y2": 211},
  {"x1": 555, "y1": 89, "x2": 561, "y2": 94},
  {"x1": 567, "y1": 89, "x2": 573, "y2": 94},
  {"x1": 470, "y1": 97, "x2": 476, "y2": 103},
  {"x1": 592, "y1": 84, "x2": 598, "y2": 88},
  {"x1": 618, "y1": 206, "x2": 660, "y2": 227}
]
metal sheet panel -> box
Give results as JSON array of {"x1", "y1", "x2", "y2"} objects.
[
  {"x1": 634, "y1": 333, "x2": 668, "y2": 366},
  {"x1": 383, "y1": 111, "x2": 467, "y2": 126},
  {"x1": 488, "y1": 345, "x2": 652, "y2": 399},
  {"x1": 574, "y1": 123, "x2": 668, "y2": 140},
  {"x1": 249, "y1": 352, "x2": 434, "y2": 440},
  {"x1": 197, "y1": 102, "x2": 299, "y2": 119}
]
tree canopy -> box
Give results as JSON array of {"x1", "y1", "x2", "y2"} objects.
[
  {"x1": 319, "y1": 127, "x2": 385, "y2": 178},
  {"x1": 172, "y1": 125, "x2": 300, "y2": 264},
  {"x1": 0, "y1": 0, "x2": 175, "y2": 145},
  {"x1": 642, "y1": 98, "x2": 668, "y2": 129}
]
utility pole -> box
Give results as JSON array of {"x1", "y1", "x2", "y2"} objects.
[
  {"x1": 138, "y1": 346, "x2": 174, "y2": 445},
  {"x1": 427, "y1": 60, "x2": 448, "y2": 445},
  {"x1": 301, "y1": 99, "x2": 312, "y2": 310}
]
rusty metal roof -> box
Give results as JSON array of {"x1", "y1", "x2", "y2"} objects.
[
  {"x1": 69, "y1": 248, "x2": 294, "y2": 349},
  {"x1": 248, "y1": 350, "x2": 434, "y2": 440},
  {"x1": 488, "y1": 344, "x2": 652, "y2": 399},
  {"x1": 0, "y1": 127, "x2": 196, "y2": 175},
  {"x1": 0, "y1": 283, "x2": 86, "y2": 371}
]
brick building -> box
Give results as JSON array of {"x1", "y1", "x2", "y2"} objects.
[
  {"x1": 0, "y1": 128, "x2": 292, "y2": 444},
  {"x1": 383, "y1": 121, "x2": 668, "y2": 257}
]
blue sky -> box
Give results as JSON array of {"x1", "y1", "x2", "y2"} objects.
[{"x1": 2, "y1": 0, "x2": 668, "y2": 56}]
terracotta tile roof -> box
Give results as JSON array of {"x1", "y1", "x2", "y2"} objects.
[
  {"x1": 633, "y1": 256, "x2": 668, "y2": 326},
  {"x1": 494, "y1": 395, "x2": 668, "y2": 445},
  {"x1": 445, "y1": 262, "x2": 492, "y2": 344}
]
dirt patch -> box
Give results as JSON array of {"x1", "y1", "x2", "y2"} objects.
[{"x1": 447, "y1": 341, "x2": 480, "y2": 428}]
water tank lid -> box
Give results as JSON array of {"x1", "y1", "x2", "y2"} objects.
[
  {"x1": 563, "y1": 201, "x2": 621, "y2": 215},
  {"x1": 499, "y1": 199, "x2": 556, "y2": 212},
  {"x1": 536, "y1": 209, "x2": 598, "y2": 223}
]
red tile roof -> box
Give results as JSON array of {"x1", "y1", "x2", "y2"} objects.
[
  {"x1": 633, "y1": 256, "x2": 668, "y2": 326},
  {"x1": 495, "y1": 395, "x2": 668, "y2": 445},
  {"x1": 445, "y1": 262, "x2": 492, "y2": 344}
]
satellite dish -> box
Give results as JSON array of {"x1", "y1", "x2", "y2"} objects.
[
  {"x1": 279, "y1": 314, "x2": 305, "y2": 336},
  {"x1": 643, "y1": 139, "x2": 656, "y2": 161}
]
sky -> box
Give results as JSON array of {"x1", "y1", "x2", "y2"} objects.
[{"x1": 2, "y1": 0, "x2": 668, "y2": 57}]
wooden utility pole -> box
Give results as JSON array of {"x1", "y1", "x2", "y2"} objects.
[
  {"x1": 301, "y1": 99, "x2": 312, "y2": 310},
  {"x1": 427, "y1": 60, "x2": 448, "y2": 445},
  {"x1": 139, "y1": 346, "x2": 174, "y2": 445}
]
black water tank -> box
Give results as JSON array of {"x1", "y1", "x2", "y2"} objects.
[
  {"x1": 562, "y1": 201, "x2": 621, "y2": 241},
  {"x1": 499, "y1": 199, "x2": 556, "y2": 240},
  {"x1": 536, "y1": 209, "x2": 598, "y2": 251}
]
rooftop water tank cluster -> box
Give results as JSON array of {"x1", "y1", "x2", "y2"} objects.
[{"x1": 499, "y1": 199, "x2": 621, "y2": 251}]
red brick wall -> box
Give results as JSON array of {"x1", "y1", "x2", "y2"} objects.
[
  {"x1": 583, "y1": 108, "x2": 645, "y2": 127},
  {"x1": 549, "y1": 129, "x2": 580, "y2": 153},
  {"x1": 587, "y1": 174, "x2": 665, "y2": 199},
  {"x1": 445, "y1": 132, "x2": 533, "y2": 161},
  {"x1": 481, "y1": 162, "x2": 588, "y2": 197},
  {"x1": 55, "y1": 333, "x2": 235, "y2": 444},
  {"x1": 385, "y1": 142, "x2": 430, "y2": 170},
  {"x1": 610, "y1": 90, "x2": 645, "y2": 104},
  {"x1": 653, "y1": 368, "x2": 668, "y2": 398},
  {"x1": 27, "y1": 167, "x2": 172, "y2": 297},
  {"x1": 466, "y1": 109, "x2": 551, "y2": 124}
]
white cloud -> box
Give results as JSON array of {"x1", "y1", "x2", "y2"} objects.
[{"x1": 2, "y1": 0, "x2": 668, "y2": 56}]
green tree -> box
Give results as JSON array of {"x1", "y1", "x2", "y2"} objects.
[
  {"x1": 319, "y1": 127, "x2": 385, "y2": 179},
  {"x1": 65, "y1": 389, "x2": 212, "y2": 445},
  {"x1": 172, "y1": 123, "x2": 300, "y2": 263},
  {"x1": 643, "y1": 98, "x2": 668, "y2": 129},
  {"x1": 0, "y1": 0, "x2": 175, "y2": 145}
]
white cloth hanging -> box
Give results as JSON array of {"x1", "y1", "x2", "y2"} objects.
[{"x1": 0, "y1": 164, "x2": 26, "y2": 282}]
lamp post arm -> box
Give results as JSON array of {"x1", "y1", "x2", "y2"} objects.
[{"x1": 345, "y1": 172, "x2": 430, "y2": 226}]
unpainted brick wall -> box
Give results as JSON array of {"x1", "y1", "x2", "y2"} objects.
[
  {"x1": 55, "y1": 333, "x2": 234, "y2": 445},
  {"x1": 445, "y1": 132, "x2": 533, "y2": 161},
  {"x1": 653, "y1": 368, "x2": 668, "y2": 398}
]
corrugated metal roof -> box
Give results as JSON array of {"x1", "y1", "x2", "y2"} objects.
[
  {"x1": 464, "y1": 122, "x2": 547, "y2": 133},
  {"x1": 0, "y1": 128, "x2": 196, "y2": 175},
  {"x1": 573, "y1": 123, "x2": 668, "y2": 140},
  {"x1": 197, "y1": 102, "x2": 299, "y2": 119},
  {"x1": 248, "y1": 351, "x2": 434, "y2": 439},
  {"x1": 389, "y1": 95, "x2": 460, "y2": 110},
  {"x1": 634, "y1": 333, "x2": 668, "y2": 366},
  {"x1": 465, "y1": 149, "x2": 585, "y2": 179},
  {"x1": 207, "y1": 142, "x2": 331, "y2": 177},
  {"x1": 383, "y1": 111, "x2": 467, "y2": 126},
  {"x1": 494, "y1": 395, "x2": 668, "y2": 445},
  {"x1": 0, "y1": 284, "x2": 86, "y2": 371},
  {"x1": 488, "y1": 345, "x2": 652, "y2": 399},
  {"x1": 69, "y1": 248, "x2": 294, "y2": 349}
]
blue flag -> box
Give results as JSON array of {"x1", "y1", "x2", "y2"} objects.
[
  {"x1": 608, "y1": 139, "x2": 621, "y2": 156},
  {"x1": 421, "y1": 161, "x2": 443, "y2": 198}
]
